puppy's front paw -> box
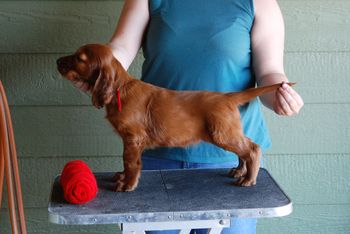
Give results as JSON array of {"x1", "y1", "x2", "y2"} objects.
[
  {"x1": 115, "y1": 180, "x2": 137, "y2": 192},
  {"x1": 114, "y1": 172, "x2": 139, "y2": 192},
  {"x1": 112, "y1": 171, "x2": 125, "y2": 182}
]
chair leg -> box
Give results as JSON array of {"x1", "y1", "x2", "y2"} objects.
[
  {"x1": 0, "y1": 105, "x2": 18, "y2": 234},
  {"x1": 0, "y1": 146, "x2": 5, "y2": 209},
  {"x1": 0, "y1": 82, "x2": 27, "y2": 234},
  {"x1": 0, "y1": 98, "x2": 19, "y2": 234},
  {"x1": 0, "y1": 80, "x2": 27, "y2": 234}
]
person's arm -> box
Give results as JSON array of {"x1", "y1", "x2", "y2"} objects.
[
  {"x1": 107, "y1": 0, "x2": 149, "y2": 70},
  {"x1": 252, "y1": 0, "x2": 303, "y2": 116}
]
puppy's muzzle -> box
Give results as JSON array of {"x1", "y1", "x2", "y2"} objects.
[{"x1": 56, "y1": 57, "x2": 69, "y2": 74}]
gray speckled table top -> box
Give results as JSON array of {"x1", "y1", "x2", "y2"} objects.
[{"x1": 48, "y1": 168, "x2": 292, "y2": 225}]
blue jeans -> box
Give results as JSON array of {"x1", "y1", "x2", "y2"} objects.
[{"x1": 142, "y1": 156, "x2": 257, "y2": 234}]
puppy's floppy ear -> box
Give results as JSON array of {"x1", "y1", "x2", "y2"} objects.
[{"x1": 92, "y1": 66, "x2": 115, "y2": 109}]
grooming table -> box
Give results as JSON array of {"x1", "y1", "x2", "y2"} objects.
[{"x1": 48, "y1": 168, "x2": 292, "y2": 233}]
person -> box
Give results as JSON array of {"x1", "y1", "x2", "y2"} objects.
[{"x1": 105, "y1": 0, "x2": 304, "y2": 233}]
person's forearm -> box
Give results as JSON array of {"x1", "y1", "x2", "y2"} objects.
[
  {"x1": 106, "y1": 42, "x2": 134, "y2": 70},
  {"x1": 106, "y1": 0, "x2": 149, "y2": 70},
  {"x1": 257, "y1": 73, "x2": 289, "y2": 110}
]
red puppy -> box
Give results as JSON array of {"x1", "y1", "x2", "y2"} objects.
[{"x1": 57, "y1": 44, "x2": 293, "y2": 192}]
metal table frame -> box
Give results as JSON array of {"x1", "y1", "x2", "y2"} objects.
[
  {"x1": 119, "y1": 219, "x2": 230, "y2": 234},
  {"x1": 48, "y1": 168, "x2": 292, "y2": 233}
]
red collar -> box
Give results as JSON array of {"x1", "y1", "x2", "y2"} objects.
[{"x1": 117, "y1": 89, "x2": 122, "y2": 112}]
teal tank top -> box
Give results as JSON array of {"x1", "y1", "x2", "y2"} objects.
[{"x1": 141, "y1": 0, "x2": 271, "y2": 163}]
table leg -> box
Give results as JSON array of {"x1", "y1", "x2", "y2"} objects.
[
  {"x1": 207, "y1": 228, "x2": 223, "y2": 234},
  {"x1": 178, "y1": 229, "x2": 191, "y2": 234},
  {"x1": 120, "y1": 219, "x2": 230, "y2": 234}
]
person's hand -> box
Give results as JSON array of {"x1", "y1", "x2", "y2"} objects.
[{"x1": 274, "y1": 82, "x2": 304, "y2": 116}]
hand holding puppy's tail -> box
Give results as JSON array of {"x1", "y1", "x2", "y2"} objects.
[{"x1": 227, "y1": 82, "x2": 296, "y2": 105}]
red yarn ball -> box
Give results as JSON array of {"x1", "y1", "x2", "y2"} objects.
[{"x1": 60, "y1": 160, "x2": 98, "y2": 204}]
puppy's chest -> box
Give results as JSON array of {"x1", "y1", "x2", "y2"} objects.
[
  {"x1": 105, "y1": 107, "x2": 144, "y2": 133},
  {"x1": 105, "y1": 106, "x2": 122, "y2": 125}
]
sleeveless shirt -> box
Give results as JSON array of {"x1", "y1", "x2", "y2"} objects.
[{"x1": 141, "y1": 0, "x2": 271, "y2": 163}]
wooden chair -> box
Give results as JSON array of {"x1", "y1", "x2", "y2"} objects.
[{"x1": 0, "y1": 80, "x2": 27, "y2": 234}]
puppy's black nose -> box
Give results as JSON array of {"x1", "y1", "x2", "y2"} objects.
[{"x1": 56, "y1": 58, "x2": 63, "y2": 66}]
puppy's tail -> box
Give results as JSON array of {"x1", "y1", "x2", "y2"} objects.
[{"x1": 226, "y1": 82, "x2": 295, "y2": 105}]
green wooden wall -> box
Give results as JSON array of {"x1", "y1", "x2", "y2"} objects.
[{"x1": 0, "y1": 0, "x2": 349, "y2": 233}]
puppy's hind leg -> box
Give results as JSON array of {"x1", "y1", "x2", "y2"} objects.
[
  {"x1": 212, "y1": 133, "x2": 261, "y2": 186},
  {"x1": 228, "y1": 157, "x2": 247, "y2": 178},
  {"x1": 232, "y1": 140, "x2": 261, "y2": 186}
]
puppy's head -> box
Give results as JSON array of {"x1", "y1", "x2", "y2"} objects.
[{"x1": 57, "y1": 44, "x2": 116, "y2": 108}]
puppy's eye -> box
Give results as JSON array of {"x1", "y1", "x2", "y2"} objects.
[{"x1": 75, "y1": 55, "x2": 85, "y2": 63}]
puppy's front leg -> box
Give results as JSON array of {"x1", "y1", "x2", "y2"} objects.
[{"x1": 115, "y1": 139, "x2": 144, "y2": 192}]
